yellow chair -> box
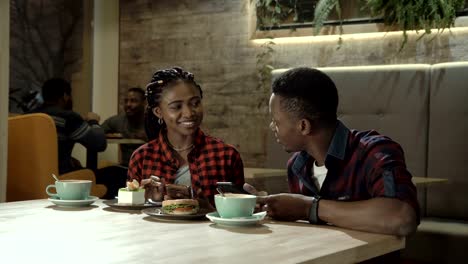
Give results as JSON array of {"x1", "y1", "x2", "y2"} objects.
[{"x1": 7, "y1": 113, "x2": 106, "y2": 202}]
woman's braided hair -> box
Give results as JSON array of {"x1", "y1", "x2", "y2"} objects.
[{"x1": 144, "y1": 67, "x2": 203, "y2": 140}]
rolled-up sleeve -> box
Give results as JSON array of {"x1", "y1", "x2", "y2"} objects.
[{"x1": 366, "y1": 141, "x2": 420, "y2": 222}]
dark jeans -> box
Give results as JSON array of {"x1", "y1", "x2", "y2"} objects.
[{"x1": 95, "y1": 165, "x2": 128, "y2": 199}]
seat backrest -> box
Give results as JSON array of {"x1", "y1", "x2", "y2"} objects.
[
  {"x1": 427, "y1": 62, "x2": 468, "y2": 220},
  {"x1": 7, "y1": 113, "x2": 58, "y2": 201}
]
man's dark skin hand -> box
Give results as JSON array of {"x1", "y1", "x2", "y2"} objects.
[{"x1": 256, "y1": 193, "x2": 313, "y2": 222}]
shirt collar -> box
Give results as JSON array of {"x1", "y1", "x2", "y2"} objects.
[
  {"x1": 292, "y1": 120, "x2": 349, "y2": 174},
  {"x1": 325, "y1": 120, "x2": 349, "y2": 162}
]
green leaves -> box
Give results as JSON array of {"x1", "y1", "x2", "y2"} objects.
[
  {"x1": 365, "y1": 0, "x2": 465, "y2": 50},
  {"x1": 256, "y1": 0, "x2": 295, "y2": 29},
  {"x1": 256, "y1": 0, "x2": 465, "y2": 50},
  {"x1": 313, "y1": 0, "x2": 340, "y2": 35}
]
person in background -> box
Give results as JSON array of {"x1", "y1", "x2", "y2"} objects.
[
  {"x1": 33, "y1": 78, "x2": 107, "y2": 174},
  {"x1": 245, "y1": 67, "x2": 419, "y2": 238},
  {"x1": 127, "y1": 67, "x2": 245, "y2": 205},
  {"x1": 101, "y1": 87, "x2": 147, "y2": 166}
]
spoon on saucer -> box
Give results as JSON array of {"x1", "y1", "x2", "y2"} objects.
[{"x1": 51, "y1": 173, "x2": 59, "y2": 182}]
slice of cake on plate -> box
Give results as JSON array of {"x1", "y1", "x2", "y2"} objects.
[{"x1": 118, "y1": 179, "x2": 145, "y2": 205}]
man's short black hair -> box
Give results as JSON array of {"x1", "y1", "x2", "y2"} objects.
[
  {"x1": 272, "y1": 67, "x2": 338, "y2": 127},
  {"x1": 127, "y1": 87, "x2": 145, "y2": 100},
  {"x1": 41, "y1": 78, "x2": 71, "y2": 103}
]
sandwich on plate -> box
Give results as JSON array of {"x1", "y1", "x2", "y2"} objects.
[{"x1": 162, "y1": 199, "x2": 199, "y2": 215}]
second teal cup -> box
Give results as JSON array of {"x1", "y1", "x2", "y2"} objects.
[{"x1": 214, "y1": 193, "x2": 257, "y2": 218}]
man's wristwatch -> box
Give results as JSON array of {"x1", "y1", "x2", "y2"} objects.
[{"x1": 308, "y1": 195, "x2": 322, "y2": 224}]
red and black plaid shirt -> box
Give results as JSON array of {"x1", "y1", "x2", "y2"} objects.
[
  {"x1": 127, "y1": 129, "x2": 244, "y2": 202},
  {"x1": 288, "y1": 121, "x2": 420, "y2": 222}
]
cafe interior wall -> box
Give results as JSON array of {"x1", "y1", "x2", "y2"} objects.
[{"x1": 119, "y1": 0, "x2": 468, "y2": 167}]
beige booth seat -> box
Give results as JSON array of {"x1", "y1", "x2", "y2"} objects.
[
  {"x1": 427, "y1": 62, "x2": 468, "y2": 219},
  {"x1": 404, "y1": 62, "x2": 468, "y2": 263},
  {"x1": 265, "y1": 62, "x2": 468, "y2": 263}
]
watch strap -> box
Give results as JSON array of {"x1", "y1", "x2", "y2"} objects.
[{"x1": 308, "y1": 195, "x2": 321, "y2": 224}]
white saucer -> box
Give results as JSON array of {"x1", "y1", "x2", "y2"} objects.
[
  {"x1": 48, "y1": 196, "x2": 99, "y2": 207},
  {"x1": 206, "y1": 211, "x2": 267, "y2": 226}
]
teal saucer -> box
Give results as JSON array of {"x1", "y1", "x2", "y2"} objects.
[
  {"x1": 48, "y1": 196, "x2": 98, "y2": 207},
  {"x1": 206, "y1": 211, "x2": 267, "y2": 226}
]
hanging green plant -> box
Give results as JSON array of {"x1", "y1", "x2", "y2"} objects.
[
  {"x1": 255, "y1": 0, "x2": 292, "y2": 29},
  {"x1": 312, "y1": 0, "x2": 341, "y2": 35},
  {"x1": 255, "y1": 0, "x2": 466, "y2": 50},
  {"x1": 312, "y1": 0, "x2": 343, "y2": 49},
  {"x1": 254, "y1": 0, "x2": 318, "y2": 29},
  {"x1": 365, "y1": 0, "x2": 466, "y2": 49}
]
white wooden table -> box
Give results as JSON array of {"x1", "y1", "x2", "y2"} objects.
[{"x1": 0, "y1": 199, "x2": 404, "y2": 264}]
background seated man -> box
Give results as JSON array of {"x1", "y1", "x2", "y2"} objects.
[
  {"x1": 101, "y1": 87, "x2": 147, "y2": 166},
  {"x1": 248, "y1": 67, "x2": 419, "y2": 238},
  {"x1": 32, "y1": 78, "x2": 107, "y2": 174}
]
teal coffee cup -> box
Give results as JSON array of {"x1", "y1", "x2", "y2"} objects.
[
  {"x1": 46, "y1": 180, "x2": 92, "y2": 200},
  {"x1": 214, "y1": 193, "x2": 257, "y2": 218}
]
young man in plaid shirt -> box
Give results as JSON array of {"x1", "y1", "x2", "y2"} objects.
[{"x1": 250, "y1": 67, "x2": 419, "y2": 237}]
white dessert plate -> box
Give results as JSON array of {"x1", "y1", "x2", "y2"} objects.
[
  {"x1": 141, "y1": 208, "x2": 212, "y2": 221},
  {"x1": 48, "y1": 196, "x2": 98, "y2": 207},
  {"x1": 103, "y1": 199, "x2": 161, "y2": 211},
  {"x1": 206, "y1": 211, "x2": 267, "y2": 226}
]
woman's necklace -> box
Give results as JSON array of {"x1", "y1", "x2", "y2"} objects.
[
  {"x1": 164, "y1": 134, "x2": 194, "y2": 152},
  {"x1": 170, "y1": 143, "x2": 194, "y2": 152}
]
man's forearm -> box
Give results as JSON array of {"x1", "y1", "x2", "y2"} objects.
[{"x1": 318, "y1": 197, "x2": 418, "y2": 236}]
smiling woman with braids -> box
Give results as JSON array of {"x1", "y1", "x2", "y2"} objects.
[{"x1": 127, "y1": 67, "x2": 245, "y2": 206}]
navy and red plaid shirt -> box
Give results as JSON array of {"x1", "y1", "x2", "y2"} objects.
[
  {"x1": 288, "y1": 121, "x2": 420, "y2": 222},
  {"x1": 127, "y1": 129, "x2": 244, "y2": 202}
]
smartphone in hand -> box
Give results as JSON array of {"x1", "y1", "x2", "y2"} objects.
[{"x1": 217, "y1": 182, "x2": 249, "y2": 194}]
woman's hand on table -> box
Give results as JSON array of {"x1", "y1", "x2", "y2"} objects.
[{"x1": 141, "y1": 175, "x2": 165, "y2": 201}]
